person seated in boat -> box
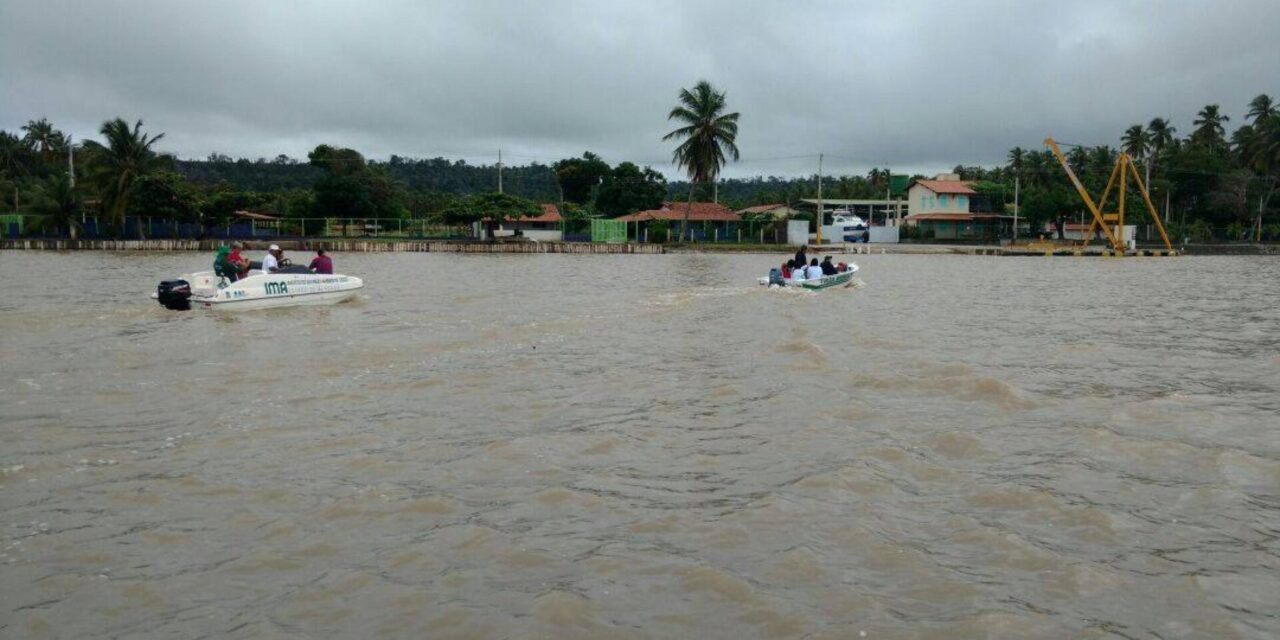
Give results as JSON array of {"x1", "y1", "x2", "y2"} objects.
[
  {"x1": 836, "y1": 261, "x2": 848, "y2": 273},
  {"x1": 820, "y1": 256, "x2": 837, "y2": 275},
  {"x1": 213, "y1": 246, "x2": 240, "y2": 282},
  {"x1": 793, "y1": 245, "x2": 808, "y2": 270},
  {"x1": 781, "y1": 260, "x2": 793, "y2": 279},
  {"x1": 309, "y1": 248, "x2": 333, "y2": 274},
  {"x1": 227, "y1": 242, "x2": 250, "y2": 279},
  {"x1": 791, "y1": 260, "x2": 806, "y2": 281},
  {"x1": 807, "y1": 258, "x2": 823, "y2": 280},
  {"x1": 262, "y1": 244, "x2": 282, "y2": 274}
]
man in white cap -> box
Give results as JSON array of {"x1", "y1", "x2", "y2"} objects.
[{"x1": 262, "y1": 244, "x2": 282, "y2": 274}]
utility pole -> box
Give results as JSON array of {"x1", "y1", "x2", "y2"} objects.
[
  {"x1": 816, "y1": 153, "x2": 823, "y2": 245},
  {"x1": 1259, "y1": 196, "x2": 1265, "y2": 243},
  {"x1": 68, "y1": 136, "x2": 76, "y2": 189},
  {"x1": 1013, "y1": 175, "x2": 1019, "y2": 242},
  {"x1": 497, "y1": 149, "x2": 503, "y2": 194}
]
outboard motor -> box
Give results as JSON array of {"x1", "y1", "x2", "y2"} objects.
[
  {"x1": 768, "y1": 268, "x2": 785, "y2": 286},
  {"x1": 156, "y1": 279, "x2": 192, "y2": 310}
]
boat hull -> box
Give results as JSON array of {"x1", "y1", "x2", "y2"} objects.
[
  {"x1": 158, "y1": 270, "x2": 364, "y2": 311},
  {"x1": 798, "y1": 271, "x2": 855, "y2": 289},
  {"x1": 193, "y1": 286, "x2": 361, "y2": 311},
  {"x1": 758, "y1": 264, "x2": 858, "y2": 289}
]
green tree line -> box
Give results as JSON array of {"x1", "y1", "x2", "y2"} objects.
[
  {"x1": 669, "y1": 95, "x2": 1278, "y2": 240},
  {"x1": 3, "y1": 93, "x2": 1276, "y2": 240}
]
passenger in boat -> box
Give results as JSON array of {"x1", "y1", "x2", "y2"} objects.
[
  {"x1": 262, "y1": 244, "x2": 282, "y2": 274},
  {"x1": 791, "y1": 260, "x2": 806, "y2": 281},
  {"x1": 820, "y1": 256, "x2": 837, "y2": 275},
  {"x1": 781, "y1": 260, "x2": 793, "y2": 279},
  {"x1": 309, "y1": 248, "x2": 333, "y2": 274},
  {"x1": 227, "y1": 242, "x2": 249, "y2": 279},
  {"x1": 807, "y1": 258, "x2": 823, "y2": 280},
  {"x1": 213, "y1": 246, "x2": 240, "y2": 282},
  {"x1": 793, "y1": 245, "x2": 808, "y2": 271},
  {"x1": 837, "y1": 261, "x2": 848, "y2": 273}
]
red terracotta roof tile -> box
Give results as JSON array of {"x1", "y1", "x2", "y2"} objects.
[{"x1": 914, "y1": 180, "x2": 976, "y2": 195}]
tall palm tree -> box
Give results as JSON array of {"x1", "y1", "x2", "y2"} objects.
[
  {"x1": 1147, "y1": 118, "x2": 1176, "y2": 154},
  {"x1": 663, "y1": 80, "x2": 740, "y2": 241},
  {"x1": 866, "y1": 167, "x2": 889, "y2": 193},
  {"x1": 29, "y1": 174, "x2": 82, "y2": 239},
  {"x1": 1121, "y1": 124, "x2": 1151, "y2": 185},
  {"x1": 1192, "y1": 104, "x2": 1229, "y2": 149},
  {"x1": 1006, "y1": 147, "x2": 1025, "y2": 174},
  {"x1": 1235, "y1": 114, "x2": 1280, "y2": 242},
  {"x1": 81, "y1": 118, "x2": 166, "y2": 238},
  {"x1": 1247, "y1": 94, "x2": 1275, "y2": 123},
  {"x1": 1146, "y1": 117, "x2": 1177, "y2": 191},
  {"x1": 20, "y1": 118, "x2": 66, "y2": 160},
  {"x1": 0, "y1": 131, "x2": 32, "y2": 178},
  {"x1": 1121, "y1": 125, "x2": 1149, "y2": 161}
]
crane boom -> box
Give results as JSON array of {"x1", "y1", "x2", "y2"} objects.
[{"x1": 1044, "y1": 137, "x2": 1122, "y2": 251}]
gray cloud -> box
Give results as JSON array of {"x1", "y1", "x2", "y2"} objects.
[{"x1": 3, "y1": 0, "x2": 1277, "y2": 178}]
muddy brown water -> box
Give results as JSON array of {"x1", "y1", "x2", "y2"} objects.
[{"x1": 1, "y1": 251, "x2": 1278, "y2": 639}]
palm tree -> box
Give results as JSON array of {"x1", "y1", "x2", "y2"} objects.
[
  {"x1": 1121, "y1": 125, "x2": 1149, "y2": 161},
  {"x1": 1192, "y1": 104, "x2": 1230, "y2": 149},
  {"x1": 29, "y1": 174, "x2": 82, "y2": 239},
  {"x1": 1239, "y1": 114, "x2": 1280, "y2": 238},
  {"x1": 1146, "y1": 117, "x2": 1177, "y2": 194},
  {"x1": 663, "y1": 81, "x2": 740, "y2": 241},
  {"x1": 1247, "y1": 94, "x2": 1275, "y2": 123},
  {"x1": 0, "y1": 131, "x2": 32, "y2": 178},
  {"x1": 20, "y1": 118, "x2": 66, "y2": 160},
  {"x1": 1006, "y1": 147, "x2": 1025, "y2": 174},
  {"x1": 866, "y1": 167, "x2": 889, "y2": 193},
  {"x1": 1147, "y1": 118, "x2": 1176, "y2": 154},
  {"x1": 81, "y1": 118, "x2": 166, "y2": 238},
  {"x1": 1121, "y1": 124, "x2": 1151, "y2": 186},
  {"x1": 1023, "y1": 150, "x2": 1049, "y2": 188}
]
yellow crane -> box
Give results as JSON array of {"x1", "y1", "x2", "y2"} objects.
[{"x1": 1044, "y1": 137, "x2": 1174, "y2": 254}]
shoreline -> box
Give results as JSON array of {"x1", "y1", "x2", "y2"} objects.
[{"x1": 0, "y1": 238, "x2": 1273, "y2": 256}]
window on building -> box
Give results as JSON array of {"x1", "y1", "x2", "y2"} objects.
[
  {"x1": 939, "y1": 195, "x2": 949, "y2": 208},
  {"x1": 957, "y1": 195, "x2": 968, "y2": 210}
]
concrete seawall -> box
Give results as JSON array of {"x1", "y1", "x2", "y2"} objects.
[{"x1": 0, "y1": 239, "x2": 667, "y2": 254}]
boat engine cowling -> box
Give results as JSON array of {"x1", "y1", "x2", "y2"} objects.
[{"x1": 157, "y1": 279, "x2": 192, "y2": 310}]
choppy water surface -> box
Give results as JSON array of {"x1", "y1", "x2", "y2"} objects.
[{"x1": 1, "y1": 251, "x2": 1278, "y2": 639}]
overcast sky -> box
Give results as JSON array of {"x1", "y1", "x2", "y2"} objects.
[{"x1": 2, "y1": 0, "x2": 1277, "y2": 178}]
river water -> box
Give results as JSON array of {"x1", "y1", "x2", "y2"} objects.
[{"x1": 1, "y1": 251, "x2": 1277, "y2": 639}]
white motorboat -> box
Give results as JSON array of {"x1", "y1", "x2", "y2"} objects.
[
  {"x1": 758, "y1": 263, "x2": 859, "y2": 289},
  {"x1": 154, "y1": 267, "x2": 363, "y2": 311}
]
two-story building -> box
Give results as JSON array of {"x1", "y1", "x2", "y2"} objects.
[{"x1": 905, "y1": 174, "x2": 1011, "y2": 240}]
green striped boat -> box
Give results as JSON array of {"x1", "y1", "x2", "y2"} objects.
[{"x1": 759, "y1": 263, "x2": 859, "y2": 289}]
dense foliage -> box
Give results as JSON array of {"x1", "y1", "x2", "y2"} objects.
[{"x1": 2, "y1": 92, "x2": 1276, "y2": 240}]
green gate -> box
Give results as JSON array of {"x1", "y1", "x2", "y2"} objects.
[
  {"x1": 591, "y1": 219, "x2": 627, "y2": 243},
  {"x1": 0, "y1": 214, "x2": 23, "y2": 238}
]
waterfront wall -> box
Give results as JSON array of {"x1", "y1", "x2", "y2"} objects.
[{"x1": 0, "y1": 239, "x2": 666, "y2": 254}]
